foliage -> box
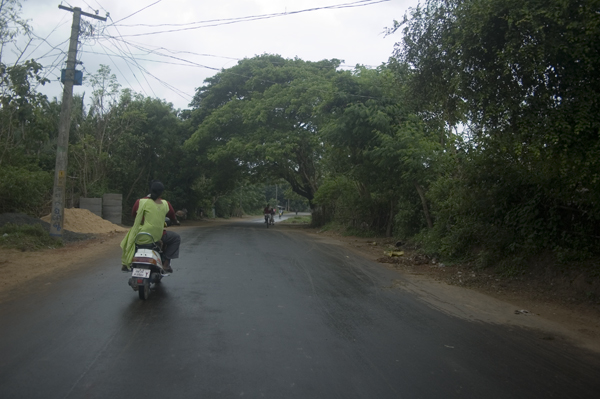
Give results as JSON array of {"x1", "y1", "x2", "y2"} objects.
[
  {"x1": 87, "y1": 64, "x2": 121, "y2": 116},
  {"x1": 214, "y1": 183, "x2": 266, "y2": 217},
  {"x1": 313, "y1": 175, "x2": 362, "y2": 227},
  {"x1": 2, "y1": 0, "x2": 600, "y2": 274},
  {"x1": 394, "y1": 0, "x2": 600, "y2": 262},
  {"x1": 186, "y1": 55, "x2": 341, "y2": 215},
  {"x1": 0, "y1": 0, "x2": 29, "y2": 63},
  {"x1": 0, "y1": 59, "x2": 50, "y2": 166},
  {"x1": 102, "y1": 89, "x2": 194, "y2": 214},
  {"x1": 318, "y1": 65, "x2": 443, "y2": 236},
  {"x1": 0, "y1": 222, "x2": 62, "y2": 251},
  {"x1": 0, "y1": 165, "x2": 52, "y2": 215}
]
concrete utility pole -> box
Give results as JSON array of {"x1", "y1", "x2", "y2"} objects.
[{"x1": 50, "y1": 5, "x2": 106, "y2": 238}]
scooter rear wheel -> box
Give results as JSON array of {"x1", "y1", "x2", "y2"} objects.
[{"x1": 138, "y1": 280, "x2": 150, "y2": 300}]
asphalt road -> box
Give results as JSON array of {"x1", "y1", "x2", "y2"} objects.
[{"x1": 1, "y1": 219, "x2": 599, "y2": 398}]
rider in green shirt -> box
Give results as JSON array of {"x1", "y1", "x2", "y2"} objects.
[{"x1": 121, "y1": 181, "x2": 171, "y2": 271}]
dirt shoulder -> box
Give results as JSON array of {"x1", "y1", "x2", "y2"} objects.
[
  {"x1": 2, "y1": 216, "x2": 599, "y2": 353},
  {"x1": 287, "y1": 225, "x2": 600, "y2": 353},
  {"x1": 0, "y1": 218, "x2": 216, "y2": 301},
  {"x1": 0, "y1": 231, "x2": 126, "y2": 302}
]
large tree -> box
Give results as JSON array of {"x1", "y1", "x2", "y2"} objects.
[
  {"x1": 186, "y1": 54, "x2": 340, "y2": 220},
  {"x1": 317, "y1": 65, "x2": 443, "y2": 236},
  {"x1": 394, "y1": 0, "x2": 600, "y2": 258}
]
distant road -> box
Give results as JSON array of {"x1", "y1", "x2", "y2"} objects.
[{"x1": 252, "y1": 211, "x2": 311, "y2": 224}]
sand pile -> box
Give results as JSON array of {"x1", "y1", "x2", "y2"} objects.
[{"x1": 41, "y1": 208, "x2": 128, "y2": 234}]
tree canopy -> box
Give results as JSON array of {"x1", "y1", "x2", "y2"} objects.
[{"x1": 2, "y1": 0, "x2": 600, "y2": 271}]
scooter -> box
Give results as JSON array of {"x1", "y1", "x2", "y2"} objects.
[{"x1": 127, "y1": 223, "x2": 171, "y2": 300}]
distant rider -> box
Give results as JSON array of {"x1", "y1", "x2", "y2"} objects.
[{"x1": 263, "y1": 204, "x2": 273, "y2": 224}]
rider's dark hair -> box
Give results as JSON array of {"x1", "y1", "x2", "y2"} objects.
[{"x1": 150, "y1": 181, "x2": 165, "y2": 200}]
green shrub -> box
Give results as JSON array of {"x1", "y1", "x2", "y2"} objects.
[
  {"x1": 282, "y1": 216, "x2": 311, "y2": 224},
  {"x1": 0, "y1": 223, "x2": 62, "y2": 251},
  {"x1": 0, "y1": 165, "x2": 52, "y2": 216}
]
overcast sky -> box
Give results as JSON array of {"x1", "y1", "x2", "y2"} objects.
[{"x1": 14, "y1": 0, "x2": 419, "y2": 110}]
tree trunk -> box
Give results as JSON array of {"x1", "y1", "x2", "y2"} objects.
[
  {"x1": 124, "y1": 165, "x2": 147, "y2": 205},
  {"x1": 415, "y1": 182, "x2": 433, "y2": 229},
  {"x1": 386, "y1": 199, "x2": 394, "y2": 237},
  {"x1": 309, "y1": 202, "x2": 332, "y2": 227}
]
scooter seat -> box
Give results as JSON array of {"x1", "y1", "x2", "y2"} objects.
[{"x1": 136, "y1": 243, "x2": 155, "y2": 249}]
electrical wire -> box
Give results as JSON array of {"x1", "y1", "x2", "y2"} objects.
[
  {"x1": 97, "y1": 33, "x2": 375, "y2": 72},
  {"x1": 17, "y1": 0, "x2": 392, "y2": 107},
  {"x1": 115, "y1": 0, "x2": 387, "y2": 28},
  {"x1": 96, "y1": 38, "x2": 150, "y2": 97},
  {"x1": 22, "y1": 15, "x2": 70, "y2": 61},
  {"x1": 104, "y1": 36, "x2": 221, "y2": 72},
  {"x1": 104, "y1": 23, "x2": 158, "y2": 97},
  {"x1": 111, "y1": 0, "x2": 162, "y2": 25},
  {"x1": 104, "y1": 36, "x2": 192, "y2": 101},
  {"x1": 94, "y1": 31, "x2": 391, "y2": 103},
  {"x1": 111, "y1": 0, "x2": 390, "y2": 37},
  {"x1": 80, "y1": 49, "x2": 216, "y2": 68},
  {"x1": 93, "y1": 0, "x2": 109, "y2": 14},
  {"x1": 93, "y1": 41, "x2": 136, "y2": 91}
]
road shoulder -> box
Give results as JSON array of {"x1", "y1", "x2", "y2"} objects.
[{"x1": 280, "y1": 225, "x2": 600, "y2": 353}]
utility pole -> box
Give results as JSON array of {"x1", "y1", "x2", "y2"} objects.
[{"x1": 50, "y1": 5, "x2": 106, "y2": 238}]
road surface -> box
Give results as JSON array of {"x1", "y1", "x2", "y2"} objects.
[{"x1": 0, "y1": 220, "x2": 599, "y2": 398}]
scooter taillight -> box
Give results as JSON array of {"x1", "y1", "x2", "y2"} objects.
[
  {"x1": 132, "y1": 256, "x2": 158, "y2": 266},
  {"x1": 137, "y1": 278, "x2": 144, "y2": 284}
]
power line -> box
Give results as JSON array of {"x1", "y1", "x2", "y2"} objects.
[
  {"x1": 104, "y1": 22, "x2": 158, "y2": 97},
  {"x1": 111, "y1": 0, "x2": 390, "y2": 37},
  {"x1": 37, "y1": 49, "x2": 69, "y2": 89},
  {"x1": 104, "y1": 36, "x2": 193, "y2": 101},
  {"x1": 94, "y1": 40, "x2": 140, "y2": 95},
  {"x1": 105, "y1": 35, "x2": 221, "y2": 71},
  {"x1": 98, "y1": 37, "x2": 151, "y2": 97},
  {"x1": 18, "y1": 0, "x2": 393, "y2": 107},
  {"x1": 98, "y1": 33, "x2": 376, "y2": 72},
  {"x1": 23, "y1": 15, "x2": 70, "y2": 61},
  {"x1": 116, "y1": 0, "x2": 380, "y2": 28},
  {"x1": 80, "y1": 49, "x2": 218, "y2": 68},
  {"x1": 93, "y1": 0, "x2": 109, "y2": 14},
  {"x1": 94, "y1": 32, "x2": 391, "y2": 103},
  {"x1": 111, "y1": 0, "x2": 163, "y2": 25}
]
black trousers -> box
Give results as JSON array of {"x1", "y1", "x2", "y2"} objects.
[{"x1": 162, "y1": 230, "x2": 181, "y2": 260}]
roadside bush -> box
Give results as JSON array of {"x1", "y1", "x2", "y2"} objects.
[
  {"x1": 0, "y1": 223, "x2": 62, "y2": 251},
  {"x1": 0, "y1": 165, "x2": 53, "y2": 216},
  {"x1": 314, "y1": 176, "x2": 380, "y2": 231}
]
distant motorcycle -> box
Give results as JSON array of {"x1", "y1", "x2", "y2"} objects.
[
  {"x1": 127, "y1": 219, "x2": 172, "y2": 300},
  {"x1": 175, "y1": 208, "x2": 188, "y2": 220}
]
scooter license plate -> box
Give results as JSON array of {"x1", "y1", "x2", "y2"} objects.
[{"x1": 132, "y1": 268, "x2": 151, "y2": 278}]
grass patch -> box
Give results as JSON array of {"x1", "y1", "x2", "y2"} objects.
[
  {"x1": 282, "y1": 215, "x2": 311, "y2": 224},
  {"x1": 342, "y1": 227, "x2": 379, "y2": 238},
  {"x1": 317, "y1": 221, "x2": 344, "y2": 233},
  {"x1": 316, "y1": 221, "x2": 378, "y2": 238},
  {"x1": 0, "y1": 223, "x2": 63, "y2": 251}
]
